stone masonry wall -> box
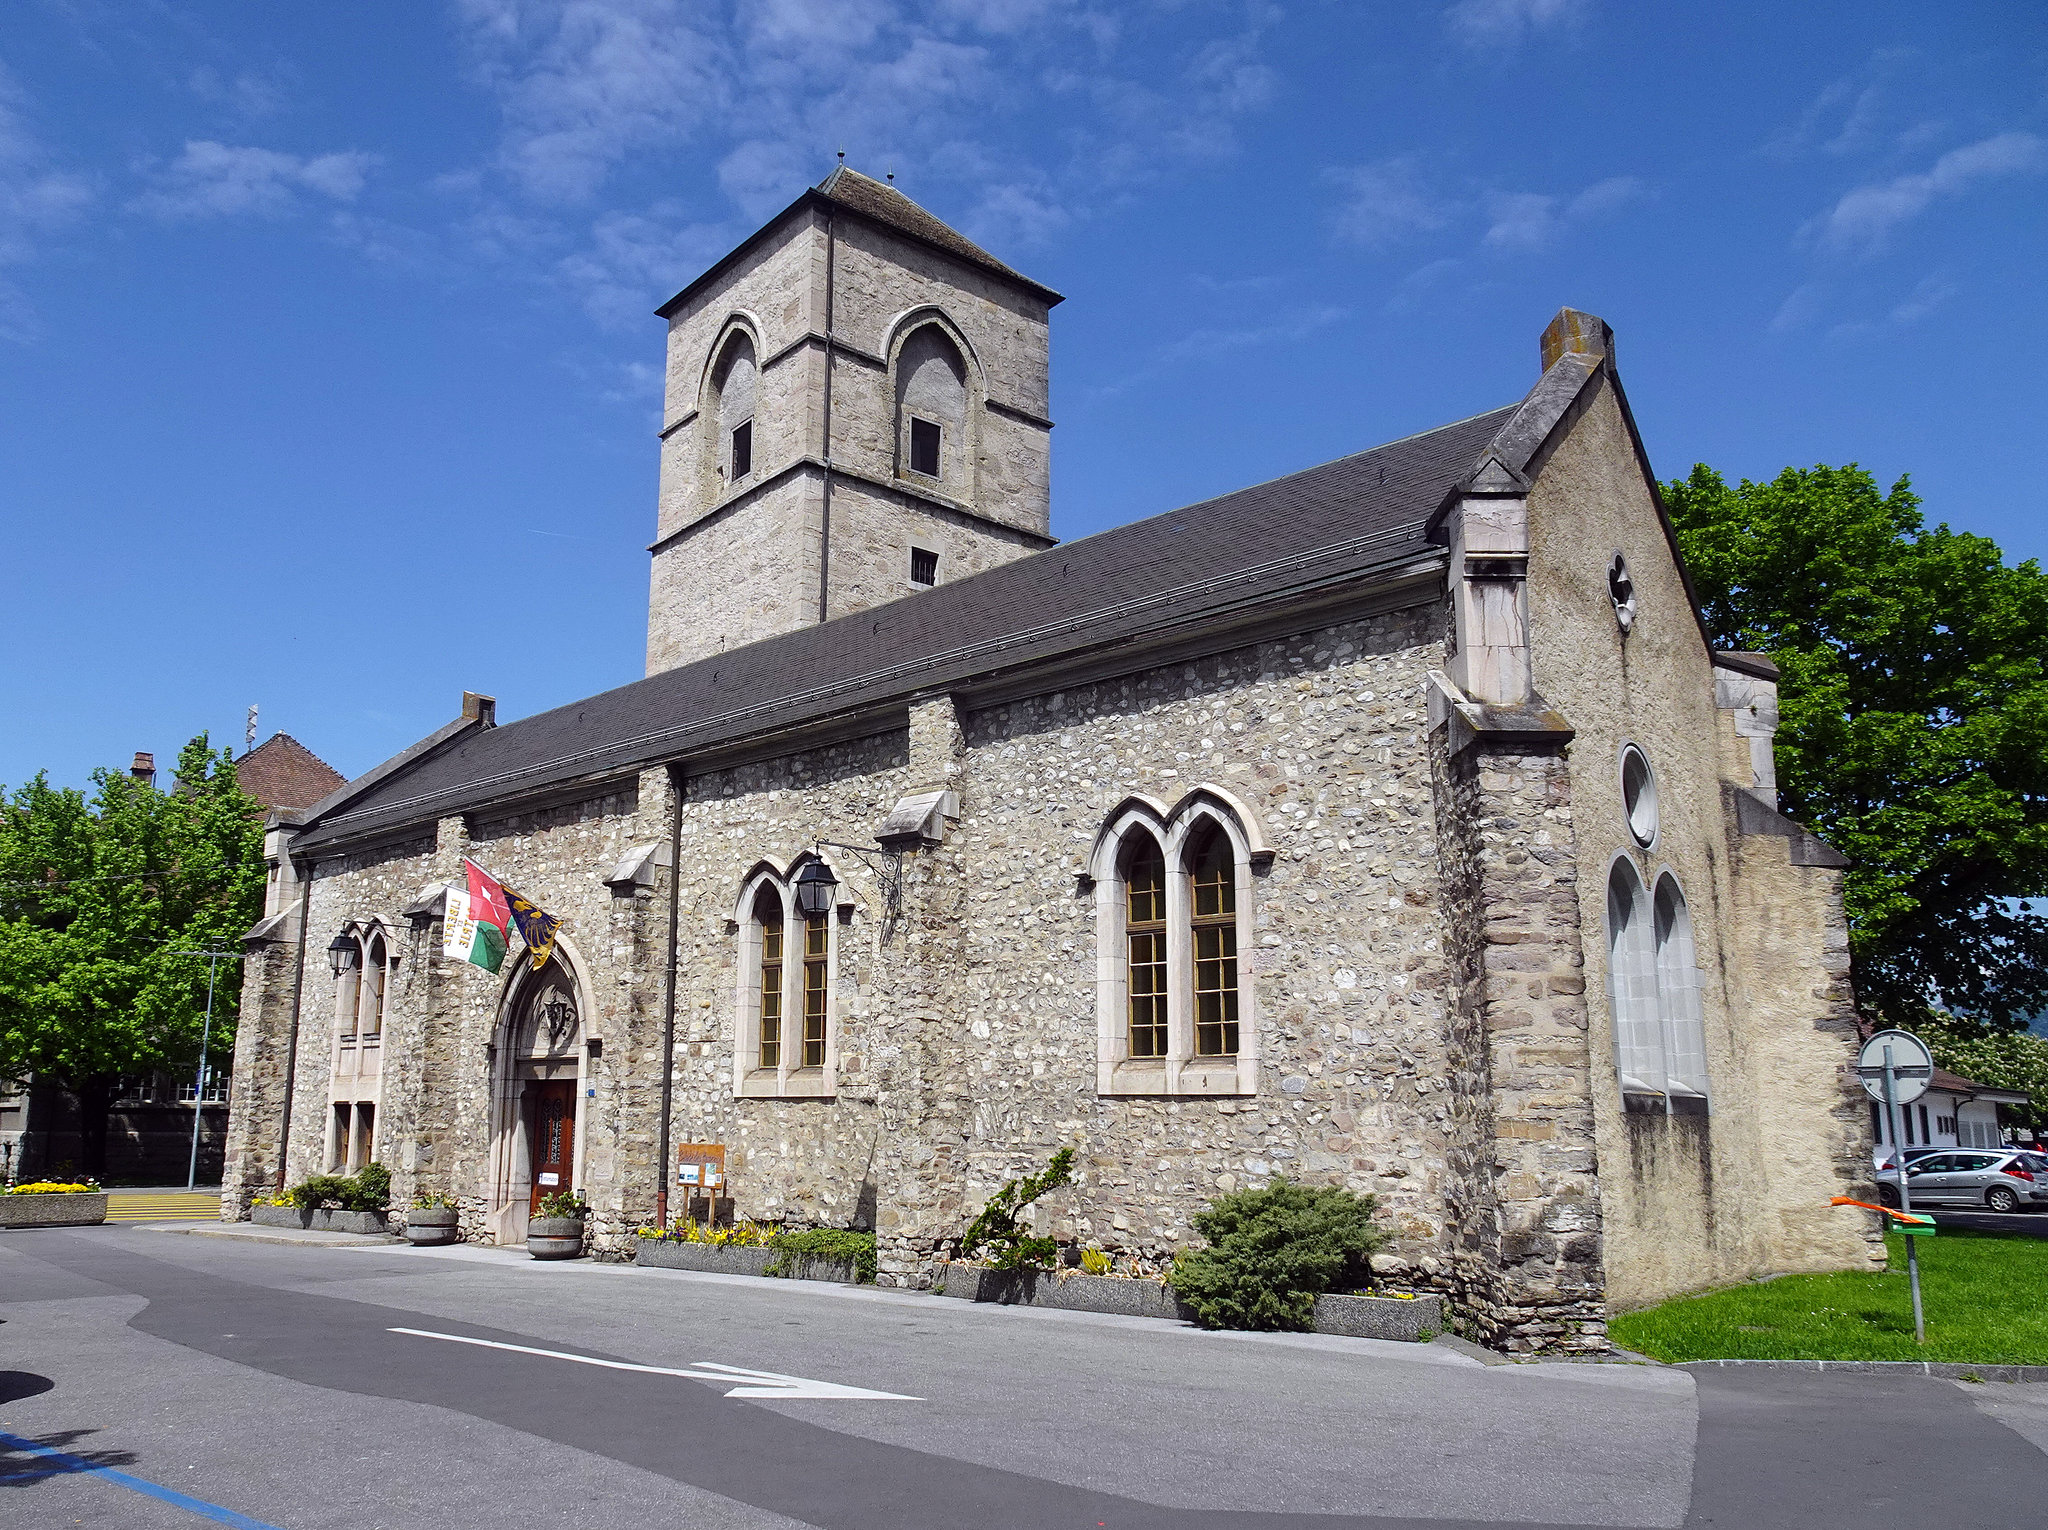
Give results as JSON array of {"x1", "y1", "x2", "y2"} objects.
[{"x1": 1431, "y1": 734, "x2": 1608, "y2": 1352}]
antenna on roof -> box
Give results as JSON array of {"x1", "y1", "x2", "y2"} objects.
[
  {"x1": 245, "y1": 704, "x2": 258, "y2": 750},
  {"x1": 886, "y1": 167, "x2": 895, "y2": 183},
  {"x1": 836, "y1": 148, "x2": 844, "y2": 163}
]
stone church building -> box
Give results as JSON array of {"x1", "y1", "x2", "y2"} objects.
[{"x1": 224, "y1": 168, "x2": 1873, "y2": 1349}]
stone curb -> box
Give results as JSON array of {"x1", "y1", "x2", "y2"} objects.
[{"x1": 1680, "y1": 1358, "x2": 2048, "y2": 1383}]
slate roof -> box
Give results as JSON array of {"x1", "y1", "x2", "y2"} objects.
[
  {"x1": 233, "y1": 733, "x2": 346, "y2": 811},
  {"x1": 658, "y1": 167, "x2": 1063, "y2": 317},
  {"x1": 296, "y1": 403, "x2": 1514, "y2": 853}
]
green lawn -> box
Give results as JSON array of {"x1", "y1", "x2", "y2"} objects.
[{"x1": 1610, "y1": 1228, "x2": 2048, "y2": 1365}]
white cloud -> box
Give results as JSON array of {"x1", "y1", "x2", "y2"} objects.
[
  {"x1": 1445, "y1": 0, "x2": 1587, "y2": 46},
  {"x1": 1326, "y1": 156, "x2": 1455, "y2": 248},
  {"x1": 1482, "y1": 175, "x2": 1642, "y2": 250},
  {"x1": 132, "y1": 141, "x2": 374, "y2": 219},
  {"x1": 1328, "y1": 160, "x2": 1641, "y2": 255},
  {"x1": 1888, "y1": 271, "x2": 1956, "y2": 325},
  {"x1": 0, "y1": 66, "x2": 93, "y2": 339},
  {"x1": 555, "y1": 203, "x2": 731, "y2": 326},
  {"x1": 1804, "y1": 131, "x2": 2045, "y2": 255},
  {"x1": 454, "y1": 0, "x2": 732, "y2": 203}
]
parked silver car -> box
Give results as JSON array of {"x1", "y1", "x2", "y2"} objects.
[{"x1": 1876, "y1": 1150, "x2": 2048, "y2": 1213}]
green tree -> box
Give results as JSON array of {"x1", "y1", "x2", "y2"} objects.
[
  {"x1": 1919, "y1": 1018, "x2": 2048, "y2": 1133},
  {"x1": 1664, "y1": 464, "x2": 2048, "y2": 1030},
  {"x1": 0, "y1": 736, "x2": 266, "y2": 1173}
]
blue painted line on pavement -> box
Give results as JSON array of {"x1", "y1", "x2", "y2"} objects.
[{"x1": 0, "y1": 1429, "x2": 285, "y2": 1528}]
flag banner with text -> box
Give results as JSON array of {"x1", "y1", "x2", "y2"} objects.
[{"x1": 441, "y1": 858, "x2": 511, "y2": 974}]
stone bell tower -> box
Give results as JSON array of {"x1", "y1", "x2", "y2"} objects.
[{"x1": 644, "y1": 167, "x2": 1063, "y2": 676}]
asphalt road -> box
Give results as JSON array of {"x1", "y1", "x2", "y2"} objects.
[
  {"x1": 1, "y1": 1227, "x2": 2043, "y2": 1529},
  {"x1": 1929, "y1": 1207, "x2": 2048, "y2": 1239}
]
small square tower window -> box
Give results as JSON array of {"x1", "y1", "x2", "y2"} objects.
[
  {"x1": 909, "y1": 547, "x2": 939, "y2": 587},
  {"x1": 730, "y1": 418, "x2": 753, "y2": 480},
  {"x1": 909, "y1": 416, "x2": 941, "y2": 478}
]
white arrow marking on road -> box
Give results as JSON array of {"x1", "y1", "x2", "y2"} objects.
[{"x1": 387, "y1": 1327, "x2": 921, "y2": 1399}]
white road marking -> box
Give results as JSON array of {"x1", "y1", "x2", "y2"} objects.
[{"x1": 387, "y1": 1327, "x2": 921, "y2": 1399}]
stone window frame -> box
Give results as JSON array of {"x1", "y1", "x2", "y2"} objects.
[
  {"x1": 883, "y1": 306, "x2": 983, "y2": 503},
  {"x1": 1617, "y1": 740, "x2": 1659, "y2": 850},
  {"x1": 694, "y1": 312, "x2": 764, "y2": 504},
  {"x1": 1602, "y1": 853, "x2": 1711, "y2": 1114},
  {"x1": 730, "y1": 856, "x2": 841, "y2": 1100},
  {"x1": 1086, "y1": 786, "x2": 1271, "y2": 1098},
  {"x1": 326, "y1": 919, "x2": 396, "y2": 1169}
]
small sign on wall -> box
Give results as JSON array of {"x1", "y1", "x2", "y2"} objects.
[{"x1": 537, "y1": 1172, "x2": 559, "y2": 1187}]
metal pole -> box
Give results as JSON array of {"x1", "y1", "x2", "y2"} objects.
[
  {"x1": 187, "y1": 952, "x2": 220, "y2": 1190},
  {"x1": 1882, "y1": 1042, "x2": 1926, "y2": 1344}
]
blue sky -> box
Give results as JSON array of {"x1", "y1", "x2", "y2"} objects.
[{"x1": 1, "y1": 1, "x2": 2042, "y2": 792}]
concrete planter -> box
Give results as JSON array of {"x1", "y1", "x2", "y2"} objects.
[
  {"x1": 936, "y1": 1264, "x2": 1185, "y2": 1319},
  {"x1": 1312, "y1": 1292, "x2": 1444, "y2": 1342},
  {"x1": 528, "y1": 1216, "x2": 585, "y2": 1260},
  {"x1": 0, "y1": 1191, "x2": 108, "y2": 1229},
  {"x1": 251, "y1": 1204, "x2": 390, "y2": 1236},
  {"x1": 935, "y1": 1262, "x2": 1444, "y2": 1340},
  {"x1": 633, "y1": 1236, "x2": 860, "y2": 1284},
  {"x1": 405, "y1": 1208, "x2": 460, "y2": 1246}
]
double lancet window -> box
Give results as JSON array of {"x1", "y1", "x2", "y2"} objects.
[
  {"x1": 1605, "y1": 856, "x2": 1710, "y2": 1112},
  {"x1": 1090, "y1": 788, "x2": 1265, "y2": 1097},
  {"x1": 328, "y1": 923, "x2": 390, "y2": 1170},
  {"x1": 735, "y1": 859, "x2": 837, "y2": 1098}
]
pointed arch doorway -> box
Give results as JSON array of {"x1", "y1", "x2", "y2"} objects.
[{"x1": 485, "y1": 954, "x2": 588, "y2": 1245}]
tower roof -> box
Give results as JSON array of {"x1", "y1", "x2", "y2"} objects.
[
  {"x1": 233, "y1": 732, "x2": 346, "y2": 811},
  {"x1": 657, "y1": 167, "x2": 1063, "y2": 318}
]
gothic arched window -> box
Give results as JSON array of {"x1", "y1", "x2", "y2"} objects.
[
  {"x1": 895, "y1": 322, "x2": 967, "y2": 487},
  {"x1": 1653, "y1": 875, "x2": 1709, "y2": 1103},
  {"x1": 712, "y1": 328, "x2": 757, "y2": 487},
  {"x1": 1090, "y1": 789, "x2": 1263, "y2": 1097},
  {"x1": 1123, "y1": 832, "x2": 1168, "y2": 1060},
  {"x1": 733, "y1": 860, "x2": 838, "y2": 1099},
  {"x1": 1606, "y1": 857, "x2": 1663, "y2": 1098}
]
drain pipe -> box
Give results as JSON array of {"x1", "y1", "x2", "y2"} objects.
[
  {"x1": 818, "y1": 205, "x2": 837, "y2": 625},
  {"x1": 653, "y1": 762, "x2": 685, "y2": 1229},
  {"x1": 273, "y1": 864, "x2": 313, "y2": 1191}
]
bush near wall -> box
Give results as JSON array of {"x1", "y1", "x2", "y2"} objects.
[{"x1": 1168, "y1": 1179, "x2": 1391, "y2": 1332}]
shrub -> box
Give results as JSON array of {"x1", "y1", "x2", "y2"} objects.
[
  {"x1": 768, "y1": 1228, "x2": 877, "y2": 1284},
  {"x1": 288, "y1": 1162, "x2": 391, "y2": 1213},
  {"x1": 1168, "y1": 1179, "x2": 1390, "y2": 1332},
  {"x1": 347, "y1": 1162, "x2": 391, "y2": 1212},
  {"x1": 959, "y1": 1147, "x2": 1074, "y2": 1270},
  {"x1": 1079, "y1": 1246, "x2": 1113, "y2": 1276},
  {"x1": 412, "y1": 1190, "x2": 457, "y2": 1211}
]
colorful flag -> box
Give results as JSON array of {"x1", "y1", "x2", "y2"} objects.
[
  {"x1": 505, "y1": 885, "x2": 563, "y2": 971},
  {"x1": 441, "y1": 858, "x2": 511, "y2": 973}
]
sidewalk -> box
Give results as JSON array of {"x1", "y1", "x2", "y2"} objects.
[{"x1": 161, "y1": 1221, "x2": 401, "y2": 1248}]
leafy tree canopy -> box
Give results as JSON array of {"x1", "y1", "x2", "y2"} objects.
[
  {"x1": 1919, "y1": 1018, "x2": 2048, "y2": 1133},
  {"x1": 0, "y1": 735, "x2": 266, "y2": 1166},
  {"x1": 1665, "y1": 464, "x2": 2048, "y2": 1031}
]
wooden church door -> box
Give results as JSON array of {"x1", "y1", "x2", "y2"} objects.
[{"x1": 528, "y1": 1080, "x2": 576, "y2": 1216}]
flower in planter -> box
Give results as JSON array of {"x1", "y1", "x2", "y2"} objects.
[
  {"x1": 533, "y1": 1189, "x2": 588, "y2": 1220},
  {"x1": 5, "y1": 1181, "x2": 100, "y2": 1195}
]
